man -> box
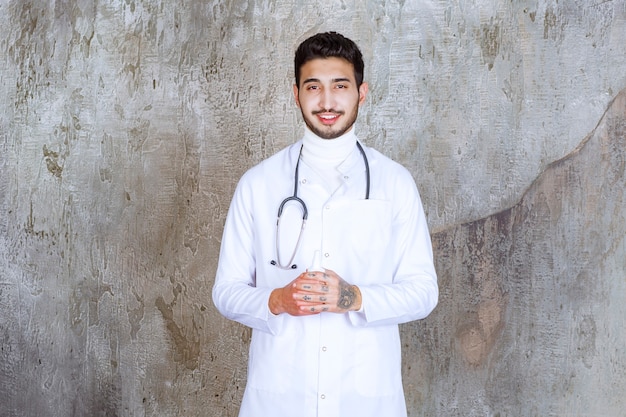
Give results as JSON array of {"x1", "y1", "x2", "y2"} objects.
[{"x1": 213, "y1": 32, "x2": 438, "y2": 417}]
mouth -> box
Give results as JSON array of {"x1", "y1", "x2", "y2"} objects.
[{"x1": 315, "y1": 112, "x2": 342, "y2": 125}]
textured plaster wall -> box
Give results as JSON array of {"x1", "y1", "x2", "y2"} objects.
[{"x1": 0, "y1": 0, "x2": 624, "y2": 416}]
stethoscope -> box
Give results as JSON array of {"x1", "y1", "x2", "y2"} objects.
[{"x1": 271, "y1": 142, "x2": 370, "y2": 269}]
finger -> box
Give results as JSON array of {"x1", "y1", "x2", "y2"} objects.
[
  {"x1": 297, "y1": 295, "x2": 331, "y2": 303},
  {"x1": 300, "y1": 304, "x2": 331, "y2": 313},
  {"x1": 293, "y1": 308, "x2": 320, "y2": 316},
  {"x1": 296, "y1": 293, "x2": 338, "y2": 308},
  {"x1": 295, "y1": 274, "x2": 323, "y2": 284},
  {"x1": 296, "y1": 281, "x2": 320, "y2": 291},
  {"x1": 294, "y1": 294, "x2": 331, "y2": 304},
  {"x1": 294, "y1": 277, "x2": 329, "y2": 291},
  {"x1": 319, "y1": 268, "x2": 338, "y2": 279},
  {"x1": 304, "y1": 270, "x2": 334, "y2": 280}
]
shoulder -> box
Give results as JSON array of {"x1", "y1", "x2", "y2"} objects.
[
  {"x1": 361, "y1": 143, "x2": 415, "y2": 183},
  {"x1": 358, "y1": 142, "x2": 425, "y2": 214},
  {"x1": 239, "y1": 142, "x2": 301, "y2": 186}
]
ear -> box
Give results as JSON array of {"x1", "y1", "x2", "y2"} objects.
[
  {"x1": 358, "y1": 82, "x2": 368, "y2": 106},
  {"x1": 293, "y1": 84, "x2": 301, "y2": 108}
]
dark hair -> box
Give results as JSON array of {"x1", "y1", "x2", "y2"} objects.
[{"x1": 294, "y1": 32, "x2": 364, "y2": 88}]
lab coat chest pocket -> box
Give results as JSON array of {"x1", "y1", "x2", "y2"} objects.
[{"x1": 328, "y1": 199, "x2": 392, "y2": 280}]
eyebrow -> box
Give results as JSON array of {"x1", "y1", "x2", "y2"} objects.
[{"x1": 302, "y1": 77, "x2": 352, "y2": 85}]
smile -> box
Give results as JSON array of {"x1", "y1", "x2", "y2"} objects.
[{"x1": 315, "y1": 112, "x2": 342, "y2": 124}]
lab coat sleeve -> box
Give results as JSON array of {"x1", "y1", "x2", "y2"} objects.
[
  {"x1": 212, "y1": 172, "x2": 284, "y2": 335},
  {"x1": 348, "y1": 170, "x2": 438, "y2": 327}
]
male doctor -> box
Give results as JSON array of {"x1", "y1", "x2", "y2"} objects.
[{"x1": 213, "y1": 32, "x2": 438, "y2": 417}]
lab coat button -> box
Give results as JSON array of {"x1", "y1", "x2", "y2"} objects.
[
  {"x1": 322, "y1": 346, "x2": 327, "y2": 352},
  {"x1": 324, "y1": 253, "x2": 330, "y2": 258},
  {"x1": 320, "y1": 394, "x2": 326, "y2": 400}
]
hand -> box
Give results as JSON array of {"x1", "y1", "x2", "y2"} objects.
[
  {"x1": 269, "y1": 269, "x2": 362, "y2": 316},
  {"x1": 268, "y1": 274, "x2": 321, "y2": 316}
]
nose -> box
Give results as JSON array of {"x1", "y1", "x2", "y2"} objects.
[{"x1": 319, "y1": 87, "x2": 335, "y2": 111}]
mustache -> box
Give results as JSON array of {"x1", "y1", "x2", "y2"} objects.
[{"x1": 312, "y1": 109, "x2": 345, "y2": 115}]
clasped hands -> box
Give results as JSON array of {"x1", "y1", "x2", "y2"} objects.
[{"x1": 269, "y1": 269, "x2": 362, "y2": 316}]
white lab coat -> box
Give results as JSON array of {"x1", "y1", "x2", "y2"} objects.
[{"x1": 213, "y1": 140, "x2": 438, "y2": 417}]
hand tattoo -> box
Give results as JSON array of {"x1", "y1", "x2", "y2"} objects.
[{"x1": 338, "y1": 283, "x2": 357, "y2": 309}]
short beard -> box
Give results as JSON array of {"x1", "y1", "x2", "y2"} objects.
[{"x1": 302, "y1": 109, "x2": 358, "y2": 140}]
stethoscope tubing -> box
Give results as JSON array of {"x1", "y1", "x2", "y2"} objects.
[{"x1": 271, "y1": 142, "x2": 370, "y2": 270}]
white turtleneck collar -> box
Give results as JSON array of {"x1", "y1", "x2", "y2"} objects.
[
  {"x1": 301, "y1": 126, "x2": 357, "y2": 169},
  {"x1": 300, "y1": 126, "x2": 358, "y2": 194}
]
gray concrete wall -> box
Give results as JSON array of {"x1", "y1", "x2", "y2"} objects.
[{"x1": 0, "y1": 0, "x2": 624, "y2": 416}]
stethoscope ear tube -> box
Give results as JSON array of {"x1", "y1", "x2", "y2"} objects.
[{"x1": 356, "y1": 141, "x2": 370, "y2": 199}]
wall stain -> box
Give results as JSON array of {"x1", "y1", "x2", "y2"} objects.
[
  {"x1": 69, "y1": 279, "x2": 113, "y2": 333},
  {"x1": 155, "y1": 295, "x2": 200, "y2": 370},
  {"x1": 127, "y1": 290, "x2": 145, "y2": 340},
  {"x1": 574, "y1": 315, "x2": 597, "y2": 369},
  {"x1": 456, "y1": 296, "x2": 506, "y2": 367},
  {"x1": 43, "y1": 144, "x2": 63, "y2": 178},
  {"x1": 423, "y1": 89, "x2": 626, "y2": 411},
  {"x1": 480, "y1": 20, "x2": 500, "y2": 71},
  {"x1": 452, "y1": 210, "x2": 509, "y2": 366},
  {"x1": 543, "y1": 6, "x2": 566, "y2": 42}
]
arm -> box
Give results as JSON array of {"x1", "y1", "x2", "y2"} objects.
[
  {"x1": 212, "y1": 173, "x2": 284, "y2": 333},
  {"x1": 347, "y1": 170, "x2": 438, "y2": 327}
]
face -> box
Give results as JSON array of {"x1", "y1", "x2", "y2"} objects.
[{"x1": 294, "y1": 57, "x2": 368, "y2": 139}]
